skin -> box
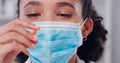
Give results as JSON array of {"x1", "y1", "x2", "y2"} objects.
[{"x1": 0, "y1": 0, "x2": 93, "y2": 63}]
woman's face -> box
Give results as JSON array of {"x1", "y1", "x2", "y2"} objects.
[
  {"x1": 19, "y1": 0, "x2": 83, "y2": 23},
  {"x1": 19, "y1": 0, "x2": 93, "y2": 38}
]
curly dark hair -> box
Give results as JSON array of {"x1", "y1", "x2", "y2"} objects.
[
  {"x1": 17, "y1": 0, "x2": 108, "y2": 63},
  {"x1": 77, "y1": 0, "x2": 108, "y2": 63}
]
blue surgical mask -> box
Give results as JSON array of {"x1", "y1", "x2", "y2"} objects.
[{"x1": 27, "y1": 20, "x2": 86, "y2": 63}]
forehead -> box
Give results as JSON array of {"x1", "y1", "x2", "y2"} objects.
[{"x1": 20, "y1": 0, "x2": 81, "y2": 7}]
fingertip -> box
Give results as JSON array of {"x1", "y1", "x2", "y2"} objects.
[
  {"x1": 31, "y1": 43, "x2": 35, "y2": 49},
  {"x1": 33, "y1": 35, "x2": 38, "y2": 42},
  {"x1": 32, "y1": 30, "x2": 37, "y2": 35},
  {"x1": 24, "y1": 50, "x2": 29, "y2": 56}
]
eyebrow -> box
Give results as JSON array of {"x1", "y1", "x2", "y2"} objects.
[
  {"x1": 24, "y1": 1, "x2": 41, "y2": 8},
  {"x1": 24, "y1": 1, "x2": 75, "y2": 9},
  {"x1": 56, "y1": 2, "x2": 75, "y2": 9}
]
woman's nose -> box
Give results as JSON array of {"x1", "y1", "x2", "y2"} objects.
[{"x1": 41, "y1": 11, "x2": 56, "y2": 21}]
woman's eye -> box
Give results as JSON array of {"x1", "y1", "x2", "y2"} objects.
[
  {"x1": 57, "y1": 13, "x2": 72, "y2": 18},
  {"x1": 26, "y1": 13, "x2": 41, "y2": 18}
]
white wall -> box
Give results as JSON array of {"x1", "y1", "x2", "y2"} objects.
[
  {"x1": 93, "y1": 0, "x2": 112, "y2": 63},
  {"x1": 0, "y1": 0, "x2": 17, "y2": 25},
  {"x1": 93, "y1": 0, "x2": 120, "y2": 63},
  {"x1": 112, "y1": 0, "x2": 120, "y2": 63}
]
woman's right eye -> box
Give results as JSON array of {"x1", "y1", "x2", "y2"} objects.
[{"x1": 26, "y1": 13, "x2": 41, "y2": 18}]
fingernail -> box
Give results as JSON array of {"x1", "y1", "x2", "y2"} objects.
[
  {"x1": 32, "y1": 30, "x2": 37, "y2": 35},
  {"x1": 33, "y1": 35, "x2": 38, "y2": 42}
]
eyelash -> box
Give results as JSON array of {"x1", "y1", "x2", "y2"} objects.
[
  {"x1": 26, "y1": 13, "x2": 72, "y2": 18},
  {"x1": 26, "y1": 13, "x2": 41, "y2": 17},
  {"x1": 57, "y1": 13, "x2": 72, "y2": 18}
]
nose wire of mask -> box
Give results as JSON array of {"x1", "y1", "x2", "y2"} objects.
[
  {"x1": 32, "y1": 22, "x2": 81, "y2": 30},
  {"x1": 27, "y1": 21, "x2": 83, "y2": 63}
]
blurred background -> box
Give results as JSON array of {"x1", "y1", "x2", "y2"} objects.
[{"x1": 0, "y1": 0, "x2": 119, "y2": 63}]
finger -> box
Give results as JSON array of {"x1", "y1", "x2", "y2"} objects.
[
  {"x1": 0, "y1": 19, "x2": 39, "y2": 36},
  {"x1": 32, "y1": 29, "x2": 37, "y2": 35},
  {"x1": 0, "y1": 42, "x2": 19, "y2": 59},
  {"x1": 15, "y1": 42, "x2": 29, "y2": 56},
  {"x1": 0, "y1": 43, "x2": 13, "y2": 62},
  {"x1": 15, "y1": 19, "x2": 40, "y2": 30},
  {"x1": 6, "y1": 41, "x2": 29, "y2": 57},
  {"x1": 7, "y1": 24, "x2": 38, "y2": 43},
  {"x1": 0, "y1": 32, "x2": 35, "y2": 49},
  {"x1": 9, "y1": 41, "x2": 29, "y2": 56}
]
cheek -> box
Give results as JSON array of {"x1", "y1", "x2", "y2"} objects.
[
  {"x1": 70, "y1": 14, "x2": 83, "y2": 23},
  {"x1": 69, "y1": 16, "x2": 81, "y2": 23}
]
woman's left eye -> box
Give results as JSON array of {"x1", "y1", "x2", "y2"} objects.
[{"x1": 57, "y1": 13, "x2": 72, "y2": 18}]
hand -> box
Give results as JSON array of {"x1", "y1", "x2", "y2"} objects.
[{"x1": 0, "y1": 19, "x2": 39, "y2": 63}]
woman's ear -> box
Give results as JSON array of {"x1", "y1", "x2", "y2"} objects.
[{"x1": 82, "y1": 18, "x2": 93, "y2": 39}]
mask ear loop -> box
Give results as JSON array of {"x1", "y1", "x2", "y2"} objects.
[
  {"x1": 80, "y1": 18, "x2": 88, "y2": 41},
  {"x1": 80, "y1": 18, "x2": 88, "y2": 28}
]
